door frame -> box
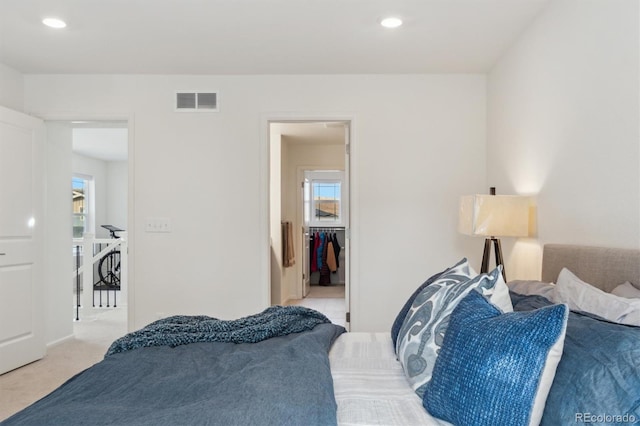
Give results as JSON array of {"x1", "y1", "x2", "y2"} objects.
[
  {"x1": 261, "y1": 114, "x2": 355, "y2": 328},
  {"x1": 38, "y1": 113, "x2": 135, "y2": 332},
  {"x1": 298, "y1": 167, "x2": 346, "y2": 299}
]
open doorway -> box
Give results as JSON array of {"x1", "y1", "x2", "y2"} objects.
[
  {"x1": 268, "y1": 120, "x2": 350, "y2": 328},
  {"x1": 65, "y1": 121, "x2": 129, "y2": 340}
]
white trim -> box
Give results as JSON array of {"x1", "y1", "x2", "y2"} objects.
[
  {"x1": 261, "y1": 113, "x2": 357, "y2": 331},
  {"x1": 46, "y1": 334, "x2": 74, "y2": 348},
  {"x1": 343, "y1": 122, "x2": 352, "y2": 329},
  {"x1": 126, "y1": 118, "x2": 135, "y2": 332},
  {"x1": 305, "y1": 170, "x2": 346, "y2": 227},
  {"x1": 27, "y1": 112, "x2": 136, "y2": 333},
  {"x1": 296, "y1": 165, "x2": 345, "y2": 301},
  {"x1": 72, "y1": 173, "x2": 95, "y2": 236}
]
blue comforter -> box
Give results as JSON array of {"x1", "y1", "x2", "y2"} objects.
[
  {"x1": 511, "y1": 293, "x2": 640, "y2": 426},
  {"x1": 3, "y1": 307, "x2": 346, "y2": 426}
]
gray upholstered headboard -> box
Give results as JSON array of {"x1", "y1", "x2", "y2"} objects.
[{"x1": 541, "y1": 244, "x2": 640, "y2": 293}]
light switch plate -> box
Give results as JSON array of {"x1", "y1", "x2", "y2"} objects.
[{"x1": 145, "y1": 217, "x2": 172, "y2": 233}]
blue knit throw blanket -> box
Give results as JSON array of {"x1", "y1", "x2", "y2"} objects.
[{"x1": 105, "y1": 305, "x2": 330, "y2": 357}]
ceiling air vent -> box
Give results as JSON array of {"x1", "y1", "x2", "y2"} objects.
[{"x1": 175, "y1": 91, "x2": 219, "y2": 112}]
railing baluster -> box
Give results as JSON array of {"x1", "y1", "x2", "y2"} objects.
[{"x1": 72, "y1": 232, "x2": 128, "y2": 321}]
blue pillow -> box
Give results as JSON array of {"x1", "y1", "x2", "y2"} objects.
[
  {"x1": 511, "y1": 292, "x2": 640, "y2": 425},
  {"x1": 423, "y1": 290, "x2": 568, "y2": 426},
  {"x1": 396, "y1": 266, "x2": 512, "y2": 397},
  {"x1": 390, "y1": 266, "x2": 448, "y2": 349}
]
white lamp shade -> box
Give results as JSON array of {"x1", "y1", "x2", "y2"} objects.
[{"x1": 458, "y1": 194, "x2": 530, "y2": 237}]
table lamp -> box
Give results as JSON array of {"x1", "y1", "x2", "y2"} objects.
[{"x1": 458, "y1": 187, "x2": 529, "y2": 281}]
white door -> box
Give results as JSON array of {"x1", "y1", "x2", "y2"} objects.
[
  {"x1": 0, "y1": 106, "x2": 45, "y2": 374},
  {"x1": 343, "y1": 124, "x2": 350, "y2": 329},
  {"x1": 301, "y1": 177, "x2": 311, "y2": 297}
]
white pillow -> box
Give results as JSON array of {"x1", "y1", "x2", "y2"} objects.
[
  {"x1": 489, "y1": 272, "x2": 515, "y2": 312},
  {"x1": 553, "y1": 268, "x2": 640, "y2": 326},
  {"x1": 611, "y1": 282, "x2": 640, "y2": 299}
]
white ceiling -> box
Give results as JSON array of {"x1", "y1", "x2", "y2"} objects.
[
  {"x1": 273, "y1": 122, "x2": 347, "y2": 145},
  {"x1": 72, "y1": 125, "x2": 128, "y2": 162},
  {"x1": 7, "y1": 1, "x2": 552, "y2": 159},
  {"x1": 0, "y1": 0, "x2": 552, "y2": 75}
]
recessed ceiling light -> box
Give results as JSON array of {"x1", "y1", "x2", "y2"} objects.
[
  {"x1": 42, "y1": 18, "x2": 67, "y2": 29},
  {"x1": 380, "y1": 17, "x2": 403, "y2": 29}
]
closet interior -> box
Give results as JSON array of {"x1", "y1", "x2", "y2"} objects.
[{"x1": 308, "y1": 227, "x2": 345, "y2": 286}]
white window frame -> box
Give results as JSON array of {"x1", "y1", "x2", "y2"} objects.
[
  {"x1": 72, "y1": 173, "x2": 95, "y2": 238},
  {"x1": 305, "y1": 170, "x2": 346, "y2": 228}
]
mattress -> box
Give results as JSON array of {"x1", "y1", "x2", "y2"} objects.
[{"x1": 329, "y1": 332, "x2": 449, "y2": 426}]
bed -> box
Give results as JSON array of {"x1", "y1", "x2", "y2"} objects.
[
  {"x1": 3, "y1": 244, "x2": 640, "y2": 426},
  {"x1": 333, "y1": 244, "x2": 640, "y2": 426}
]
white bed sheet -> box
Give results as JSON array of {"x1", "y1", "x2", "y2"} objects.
[{"x1": 329, "y1": 332, "x2": 450, "y2": 426}]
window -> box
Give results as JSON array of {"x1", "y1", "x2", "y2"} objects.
[
  {"x1": 72, "y1": 176, "x2": 92, "y2": 238},
  {"x1": 313, "y1": 181, "x2": 341, "y2": 221},
  {"x1": 304, "y1": 171, "x2": 346, "y2": 227}
]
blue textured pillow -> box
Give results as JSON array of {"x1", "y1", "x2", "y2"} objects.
[
  {"x1": 390, "y1": 266, "x2": 449, "y2": 349},
  {"x1": 396, "y1": 265, "x2": 515, "y2": 398},
  {"x1": 423, "y1": 290, "x2": 568, "y2": 426}
]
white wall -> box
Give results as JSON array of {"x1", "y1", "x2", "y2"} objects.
[
  {"x1": 72, "y1": 153, "x2": 128, "y2": 238},
  {"x1": 278, "y1": 136, "x2": 290, "y2": 304},
  {"x1": 105, "y1": 160, "x2": 129, "y2": 305},
  {"x1": 487, "y1": 0, "x2": 640, "y2": 279},
  {"x1": 0, "y1": 63, "x2": 24, "y2": 111},
  {"x1": 269, "y1": 131, "x2": 283, "y2": 305},
  {"x1": 107, "y1": 161, "x2": 128, "y2": 231},
  {"x1": 24, "y1": 74, "x2": 486, "y2": 332}
]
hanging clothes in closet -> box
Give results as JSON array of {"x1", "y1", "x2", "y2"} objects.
[
  {"x1": 326, "y1": 235, "x2": 337, "y2": 273},
  {"x1": 311, "y1": 230, "x2": 341, "y2": 286},
  {"x1": 332, "y1": 232, "x2": 341, "y2": 270},
  {"x1": 318, "y1": 232, "x2": 331, "y2": 285},
  {"x1": 310, "y1": 232, "x2": 317, "y2": 272},
  {"x1": 316, "y1": 232, "x2": 325, "y2": 276}
]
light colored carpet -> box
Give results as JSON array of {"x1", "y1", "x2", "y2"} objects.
[
  {"x1": 0, "y1": 306, "x2": 127, "y2": 421},
  {"x1": 287, "y1": 285, "x2": 346, "y2": 327},
  {"x1": 307, "y1": 284, "x2": 346, "y2": 298}
]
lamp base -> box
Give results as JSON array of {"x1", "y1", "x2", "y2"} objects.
[{"x1": 481, "y1": 237, "x2": 507, "y2": 281}]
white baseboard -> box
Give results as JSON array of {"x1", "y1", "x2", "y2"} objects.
[{"x1": 46, "y1": 334, "x2": 74, "y2": 348}]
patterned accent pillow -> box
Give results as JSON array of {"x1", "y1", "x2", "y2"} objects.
[
  {"x1": 423, "y1": 290, "x2": 568, "y2": 426},
  {"x1": 390, "y1": 266, "x2": 449, "y2": 350},
  {"x1": 396, "y1": 265, "x2": 510, "y2": 397}
]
